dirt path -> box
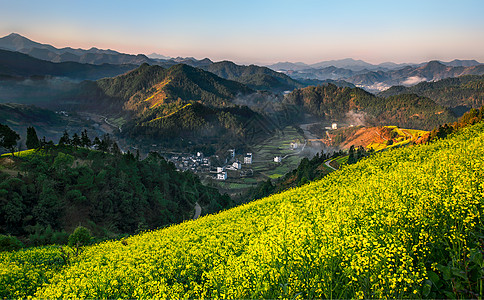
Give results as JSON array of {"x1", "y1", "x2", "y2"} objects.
[
  {"x1": 102, "y1": 116, "x2": 122, "y2": 133},
  {"x1": 193, "y1": 202, "x2": 202, "y2": 220}
]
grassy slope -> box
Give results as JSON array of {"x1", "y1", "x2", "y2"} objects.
[{"x1": 3, "y1": 122, "x2": 483, "y2": 298}]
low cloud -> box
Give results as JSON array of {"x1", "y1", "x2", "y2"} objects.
[
  {"x1": 402, "y1": 76, "x2": 426, "y2": 86},
  {"x1": 345, "y1": 110, "x2": 366, "y2": 126}
]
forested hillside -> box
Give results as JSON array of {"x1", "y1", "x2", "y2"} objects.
[
  {"x1": 379, "y1": 75, "x2": 484, "y2": 113},
  {"x1": 0, "y1": 143, "x2": 230, "y2": 246},
  {"x1": 202, "y1": 61, "x2": 303, "y2": 92},
  {"x1": 285, "y1": 84, "x2": 456, "y2": 130}
]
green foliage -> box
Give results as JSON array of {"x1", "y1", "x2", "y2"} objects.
[
  {"x1": 123, "y1": 102, "x2": 275, "y2": 148},
  {"x1": 420, "y1": 106, "x2": 484, "y2": 143},
  {"x1": 0, "y1": 234, "x2": 24, "y2": 251},
  {"x1": 284, "y1": 84, "x2": 456, "y2": 130},
  {"x1": 96, "y1": 63, "x2": 252, "y2": 111},
  {"x1": 26, "y1": 126, "x2": 40, "y2": 149},
  {"x1": 0, "y1": 145, "x2": 230, "y2": 246},
  {"x1": 202, "y1": 61, "x2": 303, "y2": 92},
  {"x1": 68, "y1": 226, "x2": 92, "y2": 247},
  {"x1": 380, "y1": 74, "x2": 484, "y2": 110},
  {"x1": 0, "y1": 123, "x2": 20, "y2": 155}
]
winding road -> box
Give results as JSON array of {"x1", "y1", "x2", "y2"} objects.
[{"x1": 324, "y1": 159, "x2": 337, "y2": 171}]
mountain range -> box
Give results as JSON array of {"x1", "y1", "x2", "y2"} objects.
[
  {"x1": 0, "y1": 34, "x2": 353, "y2": 94},
  {"x1": 0, "y1": 49, "x2": 137, "y2": 80},
  {"x1": 267, "y1": 58, "x2": 482, "y2": 72},
  {"x1": 0, "y1": 33, "x2": 159, "y2": 66},
  {"x1": 2, "y1": 32, "x2": 484, "y2": 153},
  {"x1": 280, "y1": 60, "x2": 484, "y2": 92}
]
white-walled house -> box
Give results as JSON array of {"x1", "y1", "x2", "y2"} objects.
[{"x1": 217, "y1": 172, "x2": 227, "y2": 180}]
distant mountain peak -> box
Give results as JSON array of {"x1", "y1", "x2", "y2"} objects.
[
  {"x1": 147, "y1": 52, "x2": 171, "y2": 60},
  {"x1": 7, "y1": 32, "x2": 23, "y2": 37},
  {"x1": 427, "y1": 60, "x2": 445, "y2": 65}
]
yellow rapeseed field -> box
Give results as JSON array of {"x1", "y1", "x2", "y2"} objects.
[{"x1": 2, "y1": 122, "x2": 484, "y2": 298}]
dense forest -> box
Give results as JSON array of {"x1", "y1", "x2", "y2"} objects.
[
  {"x1": 0, "y1": 128, "x2": 231, "y2": 247},
  {"x1": 284, "y1": 84, "x2": 456, "y2": 130},
  {"x1": 97, "y1": 63, "x2": 253, "y2": 111},
  {"x1": 379, "y1": 74, "x2": 484, "y2": 112},
  {"x1": 201, "y1": 61, "x2": 303, "y2": 92},
  {"x1": 122, "y1": 102, "x2": 279, "y2": 152}
]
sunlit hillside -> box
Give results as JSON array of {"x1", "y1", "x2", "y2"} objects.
[{"x1": 2, "y1": 121, "x2": 484, "y2": 299}]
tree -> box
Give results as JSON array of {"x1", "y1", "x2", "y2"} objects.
[
  {"x1": 26, "y1": 126, "x2": 40, "y2": 149},
  {"x1": 68, "y1": 226, "x2": 92, "y2": 247},
  {"x1": 81, "y1": 129, "x2": 91, "y2": 148},
  {"x1": 347, "y1": 145, "x2": 356, "y2": 164},
  {"x1": 58, "y1": 130, "x2": 71, "y2": 146},
  {"x1": 72, "y1": 133, "x2": 81, "y2": 148},
  {"x1": 93, "y1": 137, "x2": 101, "y2": 149},
  {"x1": 0, "y1": 234, "x2": 23, "y2": 251},
  {"x1": 0, "y1": 123, "x2": 20, "y2": 156},
  {"x1": 110, "y1": 141, "x2": 122, "y2": 156}
]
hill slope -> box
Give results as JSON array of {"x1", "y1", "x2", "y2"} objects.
[
  {"x1": 12, "y1": 120, "x2": 483, "y2": 299},
  {"x1": 202, "y1": 61, "x2": 303, "y2": 92},
  {"x1": 379, "y1": 74, "x2": 484, "y2": 114},
  {"x1": 61, "y1": 64, "x2": 274, "y2": 149},
  {"x1": 0, "y1": 146, "x2": 230, "y2": 244},
  {"x1": 284, "y1": 84, "x2": 456, "y2": 130},
  {"x1": 86, "y1": 63, "x2": 254, "y2": 114}
]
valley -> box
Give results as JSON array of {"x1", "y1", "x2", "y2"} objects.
[{"x1": 1, "y1": 26, "x2": 484, "y2": 299}]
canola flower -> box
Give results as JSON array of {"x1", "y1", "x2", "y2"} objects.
[
  {"x1": 2, "y1": 122, "x2": 484, "y2": 298},
  {"x1": 0, "y1": 246, "x2": 65, "y2": 298}
]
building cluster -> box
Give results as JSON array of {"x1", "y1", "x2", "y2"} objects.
[
  {"x1": 169, "y1": 152, "x2": 211, "y2": 173},
  {"x1": 213, "y1": 150, "x2": 253, "y2": 181},
  {"x1": 167, "y1": 150, "x2": 254, "y2": 181}
]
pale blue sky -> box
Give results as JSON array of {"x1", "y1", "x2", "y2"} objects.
[{"x1": 1, "y1": 0, "x2": 483, "y2": 64}]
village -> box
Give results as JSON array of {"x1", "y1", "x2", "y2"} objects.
[
  {"x1": 167, "y1": 122, "x2": 341, "y2": 183},
  {"x1": 167, "y1": 149, "x2": 254, "y2": 181}
]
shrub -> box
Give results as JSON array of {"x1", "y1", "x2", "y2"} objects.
[
  {"x1": 68, "y1": 226, "x2": 92, "y2": 247},
  {"x1": 0, "y1": 234, "x2": 24, "y2": 251}
]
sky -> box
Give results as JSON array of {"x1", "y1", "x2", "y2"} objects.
[{"x1": 1, "y1": 0, "x2": 483, "y2": 65}]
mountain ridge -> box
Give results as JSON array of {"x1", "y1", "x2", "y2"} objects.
[{"x1": 0, "y1": 48, "x2": 137, "y2": 80}]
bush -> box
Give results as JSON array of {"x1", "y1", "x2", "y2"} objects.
[
  {"x1": 0, "y1": 234, "x2": 24, "y2": 251},
  {"x1": 68, "y1": 226, "x2": 92, "y2": 247}
]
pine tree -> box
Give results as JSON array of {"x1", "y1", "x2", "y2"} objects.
[
  {"x1": 347, "y1": 145, "x2": 356, "y2": 164},
  {"x1": 72, "y1": 133, "x2": 81, "y2": 148},
  {"x1": 81, "y1": 129, "x2": 91, "y2": 148},
  {"x1": 93, "y1": 137, "x2": 101, "y2": 149},
  {"x1": 26, "y1": 126, "x2": 40, "y2": 149},
  {"x1": 58, "y1": 130, "x2": 71, "y2": 146}
]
